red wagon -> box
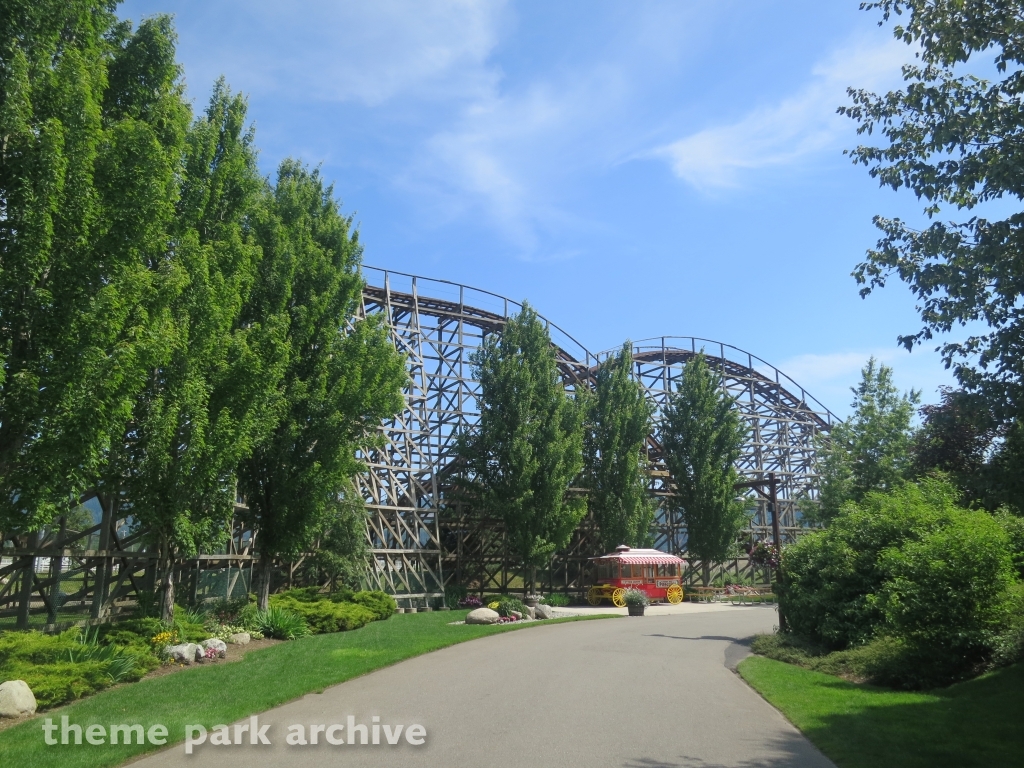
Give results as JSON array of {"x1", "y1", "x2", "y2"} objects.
[{"x1": 587, "y1": 545, "x2": 686, "y2": 607}]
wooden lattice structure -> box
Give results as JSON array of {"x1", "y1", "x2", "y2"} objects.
[
  {"x1": 357, "y1": 267, "x2": 836, "y2": 603},
  {"x1": 1, "y1": 266, "x2": 836, "y2": 624}
]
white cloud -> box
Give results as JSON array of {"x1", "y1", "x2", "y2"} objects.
[
  {"x1": 654, "y1": 37, "x2": 911, "y2": 191},
  {"x1": 777, "y1": 347, "x2": 957, "y2": 418},
  {"x1": 180, "y1": 0, "x2": 506, "y2": 106}
]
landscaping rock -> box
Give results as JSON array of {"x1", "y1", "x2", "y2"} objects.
[
  {"x1": 164, "y1": 643, "x2": 203, "y2": 664},
  {"x1": 228, "y1": 632, "x2": 251, "y2": 645},
  {"x1": 524, "y1": 605, "x2": 536, "y2": 619},
  {"x1": 465, "y1": 607, "x2": 501, "y2": 625},
  {"x1": 0, "y1": 680, "x2": 36, "y2": 718},
  {"x1": 510, "y1": 610, "x2": 522, "y2": 620},
  {"x1": 534, "y1": 604, "x2": 553, "y2": 620},
  {"x1": 203, "y1": 638, "x2": 228, "y2": 658}
]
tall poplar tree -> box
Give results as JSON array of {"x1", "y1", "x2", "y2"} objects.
[
  {"x1": 460, "y1": 302, "x2": 587, "y2": 593},
  {"x1": 238, "y1": 162, "x2": 406, "y2": 609},
  {"x1": 660, "y1": 352, "x2": 748, "y2": 584},
  {"x1": 584, "y1": 341, "x2": 655, "y2": 550},
  {"x1": 0, "y1": 7, "x2": 189, "y2": 531},
  {"x1": 111, "y1": 83, "x2": 289, "y2": 621}
]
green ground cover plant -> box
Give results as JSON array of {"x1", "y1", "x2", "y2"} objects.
[
  {"x1": 0, "y1": 610, "x2": 617, "y2": 768},
  {"x1": 739, "y1": 656, "x2": 1024, "y2": 768}
]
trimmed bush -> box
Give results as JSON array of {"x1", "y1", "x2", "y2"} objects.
[
  {"x1": 349, "y1": 590, "x2": 397, "y2": 620},
  {"x1": 268, "y1": 597, "x2": 375, "y2": 634},
  {"x1": 544, "y1": 593, "x2": 572, "y2": 607}
]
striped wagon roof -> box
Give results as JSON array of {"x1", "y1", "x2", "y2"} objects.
[{"x1": 589, "y1": 545, "x2": 686, "y2": 565}]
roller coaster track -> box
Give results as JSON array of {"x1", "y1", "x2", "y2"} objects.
[{"x1": 356, "y1": 267, "x2": 837, "y2": 600}]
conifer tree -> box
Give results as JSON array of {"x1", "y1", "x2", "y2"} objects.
[
  {"x1": 660, "y1": 352, "x2": 748, "y2": 584},
  {"x1": 584, "y1": 341, "x2": 655, "y2": 550},
  {"x1": 460, "y1": 302, "x2": 587, "y2": 592}
]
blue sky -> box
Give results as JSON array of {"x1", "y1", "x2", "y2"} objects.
[{"x1": 120, "y1": 0, "x2": 962, "y2": 417}]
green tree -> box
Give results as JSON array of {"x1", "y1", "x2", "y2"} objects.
[
  {"x1": 843, "y1": 1, "x2": 1024, "y2": 420},
  {"x1": 111, "y1": 83, "x2": 288, "y2": 622},
  {"x1": 0, "y1": 7, "x2": 189, "y2": 531},
  {"x1": 812, "y1": 358, "x2": 919, "y2": 523},
  {"x1": 460, "y1": 302, "x2": 587, "y2": 593},
  {"x1": 238, "y1": 162, "x2": 406, "y2": 610},
  {"x1": 660, "y1": 352, "x2": 748, "y2": 584},
  {"x1": 584, "y1": 341, "x2": 655, "y2": 550}
]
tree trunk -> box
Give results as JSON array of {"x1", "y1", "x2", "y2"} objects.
[
  {"x1": 158, "y1": 543, "x2": 175, "y2": 624},
  {"x1": 701, "y1": 561, "x2": 710, "y2": 587},
  {"x1": 256, "y1": 556, "x2": 273, "y2": 610}
]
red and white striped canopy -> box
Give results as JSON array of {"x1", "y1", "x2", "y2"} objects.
[{"x1": 589, "y1": 545, "x2": 686, "y2": 566}]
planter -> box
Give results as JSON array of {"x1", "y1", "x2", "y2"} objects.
[
  {"x1": 523, "y1": 596, "x2": 541, "y2": 608},
  {"x1": 627, "y1": 604, "x2": 646, "y2": 617}
]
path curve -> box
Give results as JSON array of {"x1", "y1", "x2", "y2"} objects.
[{"x1": 132, "y1": 607, "x2": 834, "y2": 768}]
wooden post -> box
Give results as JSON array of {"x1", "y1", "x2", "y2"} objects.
[{"x1": 768, "y1": 472, "x2": 786, "y2": 632}]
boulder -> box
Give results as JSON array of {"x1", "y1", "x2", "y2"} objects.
[
  {"x1": 534, "y1": 603, "x2": 553, "y2": 620},
  {"x1": 164, "y1": 643, "x2": 202, "y2": 664},
  {"x1": 0, "y1": 680, "x2": 36, "y2": 718},
  {"x1": 203, "y1": 638, "x2": 228, "y2": 658},
  {"x1": 509, "y1": 610, "x2": 523, "y2": 620},
  {"x1": 523, "y1": 605, "x2": 536, "y2": 619},
  {"x1": 228, "y1": 632, "x2": 250, "y2": 645},
  {"x1": 465, "y1": 607, "x2": 501, "y2": 625}
]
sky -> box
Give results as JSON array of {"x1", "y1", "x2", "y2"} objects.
[{"x1": 119, "y1": 0, "x2": 966, "y2": 418}]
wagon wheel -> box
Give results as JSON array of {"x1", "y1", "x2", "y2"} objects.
[
  {"x1": 587, "y1": 587, "x2": 603, "y2": 606},
  {"x1": 611, "y1": 588, "x2": 627, "y2": 608},
  {"x1": 666, "y1": 584, "x2": 683, "y2": 604}
]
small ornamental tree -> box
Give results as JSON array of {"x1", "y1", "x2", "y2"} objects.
[
  {"x1": 660, "y1": 352, "x2": 748, "y2": 585},
  {"x1": 584, "y1": 341, "x2": 655, "y2": 550},
  {"x1": 460, "y1": 302, "x2": 587, "y2": 593}
]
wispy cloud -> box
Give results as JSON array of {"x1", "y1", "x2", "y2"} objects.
[
  {"x1": 174, "y1": 0, "x2": 506, "y2": 106},
  {"x1": 777, "y1": 348, "x2": 956, "y2": 418},
  {"x1": 654, "y1": 37, "x2": 910, "y2": 192}
]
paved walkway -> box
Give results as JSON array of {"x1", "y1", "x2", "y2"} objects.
[{"x1": 133, "y1": 606, "x2": 835, "y2": 768}]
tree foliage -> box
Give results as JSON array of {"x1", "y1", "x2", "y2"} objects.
[
  {"x1": 780, "y1": 478, "x2": 1015, "y2": 687},
  {"x1": 660, "y1": 352, "x2": 748, "y2": 577},
  {"x1": 111, "y1": 82, "x2": 289, "y2": 621},
  {"x1": 584, "y1": 341, "x2": 655, "y2": 550},
  {"x1": 0, "y1": 6, "x2": 189, "y2": 530},
  {"x1": 812, "y1": 358, "x2": 919, "y2": 523},
  {"x1": 238, "y1": 162, "x2": 406, "y2": 609},
  {"x1": 460, "y1": 302, "x2": 586, "y2": 588},
  {"x1": 843, "y1": 0, "x2": 1024, "y2": 419}
]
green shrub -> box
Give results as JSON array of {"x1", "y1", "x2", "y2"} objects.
[
  {"x1": 349, "y1": 590, "x2": 397, "y2": 620},
  {"x1": 780, "y1": 479, "x2": 1014, "y2": 653},
  {"x1": 994, "y1": 509, "x2": 1024, "y2": 580},
  {"x1": 274, "y1": 586, "x2": 325, "y2": 603},
  {"x1": 444, "y1": 584, "x2": 468, "y2": 608},
  {"x1": 0, "y1": 628, "x2": 159, "y2": 709},
  {"x1": 492, "y1": 596, "x2": 526, "y2": 618},
  {"x1": 249, "y1": 606, "x2": 310, "y2": 640},
  {"x1": 266, "y1": 597, "x2": 374, "y2": 634},
  {"x1": 543, "y1": 593, "x2": 572, "y2": 607}
]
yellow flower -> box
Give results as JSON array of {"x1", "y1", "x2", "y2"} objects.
[{"x1": 487, "y1": 601, "x2": 499, "y2": 610}]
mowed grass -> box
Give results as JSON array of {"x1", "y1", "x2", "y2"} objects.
[
  {"x1": 738, "y1": 656, "x2": 1024, "y2": 768},
  {"x1": 0, "y1": 610, "x2": 617, "y2": 768}
]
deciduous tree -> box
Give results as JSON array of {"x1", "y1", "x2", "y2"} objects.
[
  {"x1": 460, "y1": 302, "x2": 587, "y2": 593},
  {"x1": 584, "y1": 341, "x2": 654, "y2": 550},
  {"x1": 660, "y1": 352, "x2": 748, "y2": 584}
]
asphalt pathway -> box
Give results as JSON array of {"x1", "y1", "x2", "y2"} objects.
[{"x1": 132, "y1": 605, "x2": 835, "y2": 768}]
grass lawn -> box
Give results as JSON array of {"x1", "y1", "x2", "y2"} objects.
[
  {"x1": 738, "y1": 656, "x2": 1024, "y2": 768},
  {"x1": 0, "y1": 610, "x2": 617, "y2": 768}
]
